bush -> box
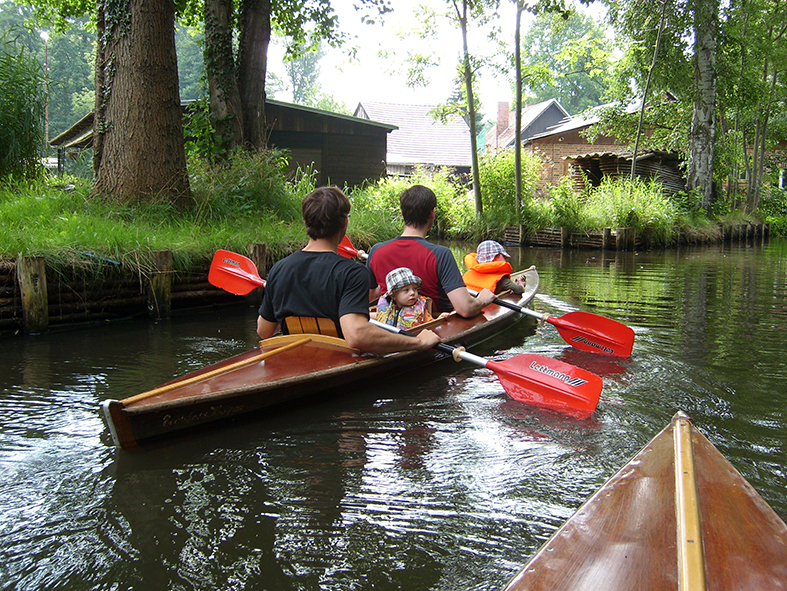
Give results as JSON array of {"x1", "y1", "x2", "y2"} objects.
[
  {"x1": 477, "y1": 148, "x2": 543, "y2": 228},
  {"x1": 583, "y1": 177, "x2": 678, "y2": 245},
  {"x1": 0, "y1": 31, "x2": 46, "y2": 181}
]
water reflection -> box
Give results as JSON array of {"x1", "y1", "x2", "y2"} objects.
[{"x1": 1, "y1": 240, "x2": 786, "y2": 590}]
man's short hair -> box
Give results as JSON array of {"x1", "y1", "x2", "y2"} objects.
[
  {"x1": 302, "y1": 186, "x2": 351, "y2": 239},
  {"x1": 400, "y1": 185, "x2": 437, "y2": 227}
]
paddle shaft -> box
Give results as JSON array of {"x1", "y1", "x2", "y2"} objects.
[
  {"x1": 370, "y1": 319, "x2": 489, "y2": 366},
  {"x1": 121, "y1": 337, "x2": 311, "y2": 405}
]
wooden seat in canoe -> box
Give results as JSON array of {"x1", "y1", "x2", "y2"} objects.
[{"x1": 285, "y1": 316, "x2": 340, "y2": 337}]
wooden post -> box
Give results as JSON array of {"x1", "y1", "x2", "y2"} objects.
[
  {"x1": 616, "y1": 228, "x2": 635, "y2": 251},
  {"x1": 147, "y1": 250, "x2": 172, "y2": 319},
  {"x1": 602, "y1": 228, "x2": 613, "y2": 250},
  {"x1": 17, "y1": 255, "x2": 49, "y2": 333},
  {"x1": 246, "y1": 243, "x2": 269, "y2": 305},
  {"x1": 560, "y1": 227, "x2": 571, "y2": 249}
]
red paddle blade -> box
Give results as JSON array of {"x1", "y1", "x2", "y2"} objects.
[
  {"x1": 550, "y1": 311, "x2": 635, "y2": 358},
  {"x1": 338, "y1": 235, "x2": 359, "y2": 259},
  {"x1": 208, "y1": 249, "x2": 265, "y2": 296},
  {"x1": 488, "y1": 354, "x2": 602, "y2": 419}
]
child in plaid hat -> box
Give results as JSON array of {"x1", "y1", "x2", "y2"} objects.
[
  {"x1": 376, "y1": 267, "x2": 441, "y2": 330},
  {"x1": 463, "y1": 240, "x2": 525, "y2": 295}
]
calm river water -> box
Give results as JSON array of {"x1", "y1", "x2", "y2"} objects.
[{"x1": 1, "y1": 239, "x2": 786, "y2": 591}]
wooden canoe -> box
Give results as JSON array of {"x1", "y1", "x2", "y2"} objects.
[
  {"x1": 102, "y1": 266, "x2": 540, "y2": 451},
  {"x1": 503, "y1": 411, "x2": 787, "y2": 591}
]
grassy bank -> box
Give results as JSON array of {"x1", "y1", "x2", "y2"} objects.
[{"x1": 2, "y1": 149, "x2": 784, "y2": 275}]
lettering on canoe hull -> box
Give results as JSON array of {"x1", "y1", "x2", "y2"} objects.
[
  {"x1": 529, "y1": 361, "x2": 588, "y2": 387},
  {"x1": 570, "y1": 335, "x2": 614, "y2": 355},
  {"x1": 162, "y1": 404, "x2": 246, "y2": 428}
]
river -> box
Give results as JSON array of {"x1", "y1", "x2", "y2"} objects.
[{"x1": 1, "y1": 239, "x2": 785, "y2": 591}]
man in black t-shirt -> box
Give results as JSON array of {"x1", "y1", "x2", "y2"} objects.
[{"x1": 257, "y1": 186, "x2": 441, "y2": 355}]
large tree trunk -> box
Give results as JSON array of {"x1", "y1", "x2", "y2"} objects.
[
  {"x1": 92, "y1": 0, "x2": 190, "y2": 204},
  {"x1": 686, "y1": 0, "x2": 718, "y2": 213},
  {"x1": 237, "y1": 0, "x2": 271, "y2": 148},
  {"x1": 205, "y1": 0, "x2": 244, "y2": 151}
]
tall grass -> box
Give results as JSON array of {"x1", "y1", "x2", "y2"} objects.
[{"x1": 1, "y1": 31, "x2": 46, "y2": 180}]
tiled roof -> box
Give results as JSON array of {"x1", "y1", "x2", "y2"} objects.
[{"x1": 355, "y1": 101, "x2": 472, "y2": 167}]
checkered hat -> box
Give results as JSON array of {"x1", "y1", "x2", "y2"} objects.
[
  {"x1": 476, "y1": 240, "x2": 510, "y2": 263},
  {"x1": 385, "y1": 267, "x2": 422, "y2": 295}
]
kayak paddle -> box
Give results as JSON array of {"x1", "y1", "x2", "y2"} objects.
[
  {"x1": 208, "y1": 249, "x2": 603, "y2": 418},
  {"x1": 370, "y1": 319, "x2": 602, "y2": 419},
  {"x1": 208, "y1": 249, "x2": 266, "y2": 295},
  {"x1": 338, "y1": 235, "x2": 367, "y2": 260},
  {"x1": 468, "y1": 289, "x2": 635, "y2": 358}
]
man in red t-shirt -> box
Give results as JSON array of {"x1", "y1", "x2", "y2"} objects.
[{"x1": 367, "y1": 185, "x2": 495, "y2": 317}]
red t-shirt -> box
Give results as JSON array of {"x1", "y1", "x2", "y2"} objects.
[{"x1": 367, "y1": 236, "x2": 466, "y2": 313}]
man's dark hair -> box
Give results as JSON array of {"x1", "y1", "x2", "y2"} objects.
[
  {"x1": 302, "y1": 186, "x2": 351, "y2": 239},
  {"x1": 400, "y1": 185, "x2": 437, "y2": 228}
]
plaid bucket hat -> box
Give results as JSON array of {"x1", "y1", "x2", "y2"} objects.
[
  {"x1": 385, "y1": 267, "x2": 422, "y2": 295},
  {"x1": 476, "y1": 240, "x2": 510, "y2": 263}
]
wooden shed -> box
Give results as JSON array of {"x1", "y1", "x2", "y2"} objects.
[
  {"x1": 567, "y1": 150, "x2": 686, "y2": 195},
  {"x1": 50, "y1": 99, "x2": 396, "y2": 189}
]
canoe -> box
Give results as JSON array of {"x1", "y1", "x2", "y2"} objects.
[
  {"x1": 102, "y1": 266, "x2": 540, "y2": 451},
  {"x1": 503, "y1": 411, "x2": 787, "y2": 591}
]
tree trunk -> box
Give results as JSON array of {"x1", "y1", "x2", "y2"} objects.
[
  {"x1": 458, "y1": 0, "x2": 482, "y2": 217},
  {"x1": 205, "y1": 0, "x2": 244, "y2": 151},
  {"x1": 92, "y1": 0, "x2": 190, "y2": 204},
  {"x1": 237, "y1": 0, "x2": 271, "y2": 148},
  {"x1": 93, "y1": 2, "x2": 107, "y2": 176},
  {"x1": 686, "y1": 0, "x2": 718, "y2": 213},
  {"x1": 514, "y1": 1, "x2": 523, "y2": 216}
]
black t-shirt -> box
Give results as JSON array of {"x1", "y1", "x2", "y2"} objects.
[{"x1": 258, "y1": 250, "x2": 376, "y2": 333}]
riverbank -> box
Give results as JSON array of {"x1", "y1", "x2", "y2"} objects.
[{"x1": 2, "y1": 222, "x2": 771, "y2": 335}]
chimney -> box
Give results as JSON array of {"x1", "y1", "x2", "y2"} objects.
[{"x1": 497, "y1": 102, "x2": 510, "y2": 141}]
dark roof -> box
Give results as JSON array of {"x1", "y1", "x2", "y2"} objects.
[
  {"x1": 50, "y1": 99, "x2": 396, "y2": 149},
  {"x1": 354, "y1": 101, "x2": 471, "y2": 168}
]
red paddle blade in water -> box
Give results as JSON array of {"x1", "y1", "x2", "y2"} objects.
[
  {"x1": 488, "y1": 353, "x2": 602, "y2": 419},
  {"x1": 208, "y1": 249, "x2": 266, "y2": 296},
  {"x1": 551, "y1": 311, "x2": 635, "y2": 358}
]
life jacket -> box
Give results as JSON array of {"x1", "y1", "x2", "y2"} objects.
[
  {"x1": 462, "y1": 253, "x2": 513, "y2": 293},
  {"x1": 376, "y1": 295, "x2": 432, "y2": 330}
]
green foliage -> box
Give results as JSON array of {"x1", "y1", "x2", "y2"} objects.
[
  {"x1": 0, "y1": 30, "x2": 46, "y2": 181},
  {"x1": 189, "y1": 148, "x2": 307, "y2": 225},
  {"x1": 583, "y1": 177, "x2": 679, "y2": 245},
  {"x1": 346, "y1": 167, "x2": 475, "y2": 244},
  {"x1": 0, "y1": 151, "x2": 312, "y2": 266},
  {"x1": 550, "y1": 176, "x2": 588, "y2": 230},
  {"x1": 477, "y1": 148, "x2": 543, "y2": 228}
]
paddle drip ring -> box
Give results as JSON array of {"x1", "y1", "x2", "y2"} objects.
[{"x1": 452, "y1": 347, "x2": 466, "y2": 362}]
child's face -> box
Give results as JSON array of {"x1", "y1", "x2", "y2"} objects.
[{"x1": 393, "y1": 283, "x2": 420, "y2": 307}]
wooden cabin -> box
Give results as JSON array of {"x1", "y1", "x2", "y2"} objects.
[{"x1": 50, "y1": 99, "x2": 396, "y2": 189}]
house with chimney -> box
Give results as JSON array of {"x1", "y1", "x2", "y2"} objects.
[{"x1": 484, "y1": 99, "x2": 571, "y2": 154}]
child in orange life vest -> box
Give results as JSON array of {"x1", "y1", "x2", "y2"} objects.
[
  {"x1": 463, "y1": 240, "x2": 525, "y2": 295},
  {"x1": 376, "y1": 267, "x2": 442, "y2": 330}
]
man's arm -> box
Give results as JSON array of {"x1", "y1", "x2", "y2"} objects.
[
  {"x1": 339, "y1": 313, "x2": 441, "y2": 354},
  {"x1": 257, "y1": 316, "x2": 279, "y2": 340},
  {"x1": 447, "y1": 287, "x2": 496, "y2": 318}
]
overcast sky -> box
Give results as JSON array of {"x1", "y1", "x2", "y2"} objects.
[{"x1": 267, "y1": 0, "x2": 603, "y2": 121}]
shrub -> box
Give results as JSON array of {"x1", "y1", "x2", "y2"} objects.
[
  {"x1": 0, "y1": 31, "x2": 46, "y2": 181},
  {"x1": 477, "y1": 148, "x2": 543, "y2": 228}
]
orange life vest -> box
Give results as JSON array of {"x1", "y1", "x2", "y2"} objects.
[{"x1": 462, "y1": 253, "x2": 513, "y2": 292}]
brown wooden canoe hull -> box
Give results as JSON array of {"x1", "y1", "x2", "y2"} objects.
[
  {"x1": 503, "y1": 412, "x2": 787, "y2": 591},
  {"x1": 102, "y1": 267, "x2": 540, "y2": 450}
]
